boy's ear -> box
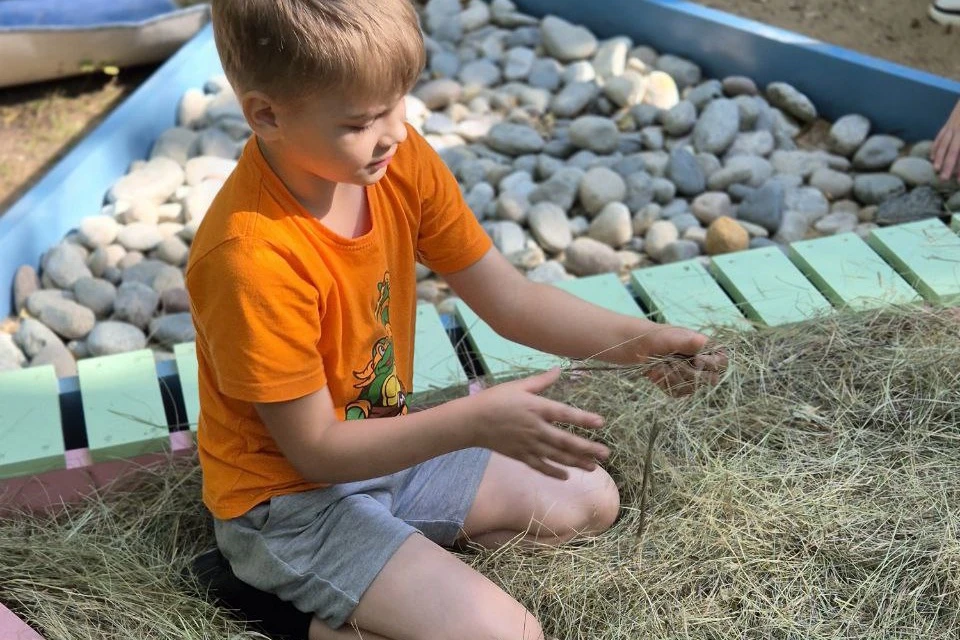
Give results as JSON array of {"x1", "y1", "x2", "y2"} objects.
[{"x1": 241, "y1": 91, "x2": 282, "y2": 141}]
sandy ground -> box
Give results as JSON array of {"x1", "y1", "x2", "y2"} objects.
[{"x1": 0, "y1": 0, "x2": 957, "y2": 213}]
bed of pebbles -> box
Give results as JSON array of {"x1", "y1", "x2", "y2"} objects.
[{"x1": 2, "y1": 0, "x2": 957, "y2": 377}]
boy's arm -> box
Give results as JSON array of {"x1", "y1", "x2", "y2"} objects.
[
  {"x1": 444, "y1": 248, "x2": 725, "y2": 389},
  {"x1": 256, "y1": 368, "x2": 609, "y2": 484}
]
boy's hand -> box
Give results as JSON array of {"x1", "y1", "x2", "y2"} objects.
[
  {"x1": 933, "y1": 99, "x2": 960, "y2": 182},
  {"x1": 467, "y1": 367, "x2": 610, "y2": 480},
  {"x1": 638, "y1": 325, "x2": 726, "y2": 396}
]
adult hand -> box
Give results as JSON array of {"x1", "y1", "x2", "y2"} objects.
[{"x1": 933, "y1": 99, "x2": 960, "y2": 182}]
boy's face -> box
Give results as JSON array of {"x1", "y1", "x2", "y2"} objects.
[{"x1": 245, "y1": 89, "x2": 409, "y2": 186}]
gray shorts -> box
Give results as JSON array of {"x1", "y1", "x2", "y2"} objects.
[{"x1": 213, "y1": 447, "x2": 491, "y2": 630}]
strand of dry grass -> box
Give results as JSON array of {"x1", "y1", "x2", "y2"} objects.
[{"x1": 2, "y1": 307, "x2": 960, "y2": 639}]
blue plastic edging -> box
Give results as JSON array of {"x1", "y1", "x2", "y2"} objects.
[
  {"x1": 515, "y1": 0, "x2": 960, "y2": 140},
  {"x1": 0, "y1": 23, "x2": 223, "y2": 318}
]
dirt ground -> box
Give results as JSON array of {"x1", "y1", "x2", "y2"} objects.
[{"x1": 0, "y1": 0, "x2": 957, "y2": 213}]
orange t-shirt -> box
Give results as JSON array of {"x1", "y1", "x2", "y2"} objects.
[{"x1": 185, "y1": 125, "x2": 492, "y2": 520}]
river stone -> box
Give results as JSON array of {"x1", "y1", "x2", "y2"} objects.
[
  {"x1": 632, "y1": 204, "x2": 660, "y2": 236},
  {"x1": 528, "y1": 202, "x2": 573, "y2": 252},
  {"x1": 152, "y1": 265, "x2": 186, "y2": 294},
  {"x1": 829, "y1": 114, "x2": 871, "y2": 157},
  {"x1": 108, "y1": 157, "x2": 184, "y2": 204},
  {"x1": 551, "y1": 81, "x2": 598, "y2": 118},
  {"x1": 569, "y1": 116, "x2": 620, "y2": 154},
  {"x1": 161, "y1": 288, "x2": 191, "y2": 314},
  {"x1": 771, "y1": 150, "x2": 828, "y2": 178},
  {"x1": 948, "y1": 192, "x2": 960, "y2": 212},
  {"x1": 651, "y1": 177, "x2": 676, "y2": 204},
  {"x1": 43, "y1": 244, "x2": 92, "y2": 289},
  {"x1": 430, "y1": 50, "x2": 461, "y2": 79},
  {"x1": 486, "y1": 221, "x2": 526, "y2": 255},
  {"x1": 726, "y1": 131, "x2": 775, "y2": 158},
  {"x1": 604, "y1": 71, "x2": 648, "y2": 108},
  {"x1": 853, "y1": 174, "x2": 906, "y2": 206},
  {"x1": 785, "y1": 187, "x2": 830, "y2": 221},
  {"x1": 529, "y1": 167, "x2": 584, "y2": 211},
  {"x1": 25, "y1": 290, "x2": 75, "y2": 317},
  {"x1": 579, "y1": 167, "x2": 627, "y2": 215},
  {"x1": 852, "y1": 135, "x2": 904, "y2": 171},
  {"x1": 414, "y1": 79, "x2": 463, "y2": 110},
  {"x1": 564, "y1": 237, "x2": 621, "y2": 276},
  {"x1": 115, "y1": 282, "x2": 160, "y2": 329},
  {"x1": 177, "y1": 88, "x2": 209, "y2": 128},
  {"x1": 149, "y1": 313, "x2": 196, "y2": 347},
  {"x1": 662, "y1": 100, "x2": 697, "y2": 137},
  {"x1": 695, "y1": 153, "x2": 722, "y2": 180},
  {"x1": 640, "y1": 126, "x2": 664, "y2": 151},
  {"x1": 78, "y1": 215, "x2": 121, "y2": 249},
  {"x1": 13, "y1": 265, "x2": 39, "y2": 314},
  {"x1": 0, "y1": 333, "x2": 26, "y2": 371},
  {"x1": 459, "y1": 59, "x2": 501, "y2": 88},
  {"x1": 527, "y1": 260, "x2": 569, "y2": 284},
  {"x1": 198, "y1": 127, "x2": 238, "y2": 160},
  {"x1": 73, "y1": 277, "x2": 117, "y2": 319},
  {"x1": 588, "y1": 202, "x2": 632, "y2": 248},
  {"x1": 185, "y1": 156, "x2": 236, "y2": 186},
  {"x1": 693, "y1": 99, "x2": 739, "y2": 155},
  {"x1": 592, "y1": 37, "x2": 630, "y2": 78},
  {"x1": 707, "y1": 166, "x2": 751, "y2": 192},
  {"x1": 503, "y1": 46, "x2": 536, "y2": 80},
  {"x1": 722, "y1": 76, "x2": 758, "y2": 97},
  {"x1": 117, "y1": 223, "x2": 163, "y2": 252},
  {"x1": 184, "y1": 179, "x2": 223, "y2": 222},
  {"x1": 772, "y1": 210, "x2": 810, "y2": 244},
  {"x1": 766, "y1": 82, "x2": 817, "y2": 123},
  {"x1": 890, "y1": 157, "x2": 937, "y2": 187},
  {"x1": 644, "y1": 220, "x2": 679, "y2": 261},
  {"x1": 659, "y1": 240, "x2": 701, "y2": 264},
  {"x1": 692, "y1": 192, "x2": 733, "y2": 225},
  {"x1": 655, "y1": 54, "x2": 701, "y2": 90},
  {"x1": 15, "y1": 318, "x2": 64, "y2": 359},
  {"x1": 809, "y1": 168, "x2": 854, "y2": 200},
  {"x1": 155, "y1": 236, "x2": 191, "y2": 267},
  {"x1": 686, "y1": 80, "x2": 723, "y2": 110},
  {"x1": 875, "y1": 187, "x2": 944, "y2": 225},
  {"x1": 87, "y1": 321, "x2": 148, "y2": 357},
  {"x1": 541, "y1": 15, "x2": 598, "y2": 61},
  {"x1": 734, "y1": 95, "x2": 764, "y2": 130},
  {"x1": 568, "y1": 216, "x2": 590, "y2": 238},
  {"x1": 705, "y1": 216, "x2": 749, "y2": 255},
  {"x1": 34, "y1": 297, "x2": 95, "y2": 340},
  {"x1": 640, "y1": 71, "x2": 678, "y2": 111},
  {"x1": 667, "y1": 148, "x2": 706, "y2": 197},
  {"x1": 814, "y1": 211, "x2": 859, "y2": 235},
  {"x1": 738, "y1": 181, "x2": 785, "y2": 233}
]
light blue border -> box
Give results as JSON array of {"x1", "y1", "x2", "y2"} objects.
[
  {"x1": 3, "y1": 2, "x2": 960, "y2": 318},
  {"x1": 0, "y1": 23, "x2": 222, "y2": 317}
]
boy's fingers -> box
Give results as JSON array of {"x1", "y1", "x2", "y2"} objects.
[
  {"x1": 934, "y1": 129, "x2": 953, "y2": 173},
  {"x1": 945, "y1": 134, "x2": 960, "y2": 181},
  {"x1": 545, "y1": 426, "x2": 610, "y2": 461},
  {"x1": 538, "y1": 398, "x2": 604, "y2": 429},
  {"x1": 516, "y1": 367, "x2": 562, "y2": 393},
  {"x1": 525, "y1": 455, "x2": 568, "y2": 480},
  {"x1": 539, "y1": 444, "x2": 598, "y2": 471}
]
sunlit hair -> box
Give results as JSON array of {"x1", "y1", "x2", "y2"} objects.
[{"x1": 211, "y1": 0, "x2": 426, "y2": 104}]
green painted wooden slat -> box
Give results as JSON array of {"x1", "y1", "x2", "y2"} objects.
[
  {"x1": 630, "y1": 260, "x2": 749, "y2": 333},
  {"x1": 0, "y1": 366, "x2": 65, "y2": 479},
  {"x1": 173, "y1": 342, "x2": 200, "y2": 432},
  {"x1": 867, "y1": 218, "x2": 960, "y2": 304},
  {"x1": 77, "y1": 350, "x2": 169, "y2": 462},
  {"x1": 788, "y1": 233, "x2": 921, "y2": 310},
  {"x1": 456, "y1": 274, "x2": 645, "y2": 379},
  {"x1": 412, "y1": 303, "x2": 468, "y2": 397},
  {"x1": 710, "y1": 246, "x2": 834, "y2": 326}
]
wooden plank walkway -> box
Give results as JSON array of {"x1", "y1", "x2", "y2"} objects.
[
  {"x1": 867, "y1": 218, "x2": 960, "y2": 304},
  {"x1": 0, "y1": 365, "x2": 64, "y2": 480}
]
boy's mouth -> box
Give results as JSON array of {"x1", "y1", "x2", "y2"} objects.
[{"x1": 368, "y1": 154, "x2": 394, "y2": 169}]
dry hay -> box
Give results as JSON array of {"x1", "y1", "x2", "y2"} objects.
[{"x1": 2, "y1": 307, "x2": 960, "y2": 639}]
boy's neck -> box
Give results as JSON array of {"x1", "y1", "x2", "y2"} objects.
[{"x1": 257, "y1": 136, "x2": 356, "y2": 221}]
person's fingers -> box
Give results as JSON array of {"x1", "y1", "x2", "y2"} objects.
[
  {"x1": 515, "y1": 367, "x2": 562, "y2": 394},
  {"x1": 933, "y1": 126, "x2": 947, "y2": 163},
  {"x1": 544, "y1": 425, "x2": 610, "y2": 461},
  {"x1": 535, "y1": 397, "x2": 604, "y2": 430},
  {"x1": 537, "y1": 443, "x2": 598, "y2": 472},
  {"x1": 944, "y1": 132, "x2": 960, "y2": 181},
  {"x1": 934, "y1": 129, "x2": 953, "y2": 174},
  {"x1": 524, "y1": 454, "x2": 568, "y2": 480}
]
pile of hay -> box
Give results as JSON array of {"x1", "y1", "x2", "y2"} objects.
[{"x1": 2, "y1": 307, "x2": 960, "y2": 639}]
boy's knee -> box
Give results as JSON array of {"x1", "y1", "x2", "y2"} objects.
[
  {"x1": 444, "y1": 603, "x2": 544, "y2": 640},
  {"x1": 581, "y1": 468, "x2": 620, "y2": 535}
]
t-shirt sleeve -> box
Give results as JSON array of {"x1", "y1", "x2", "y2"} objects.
[
  {"x1": 412, "y1": 129, "x2": 493, "y2": 274},
  {"x1": 187, "y1": 237, "x2": 327, "y2": 403}
]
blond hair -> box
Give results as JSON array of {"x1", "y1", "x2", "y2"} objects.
[{"x1": 211, "y1": 0, "x2": 425, "y2": 104}]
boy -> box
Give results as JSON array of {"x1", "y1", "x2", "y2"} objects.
[{"x1": 186, "y1": 1, "x2": 724, "y2": 639}]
